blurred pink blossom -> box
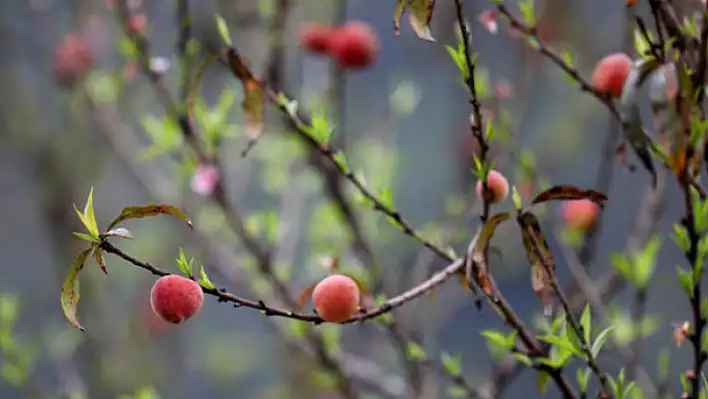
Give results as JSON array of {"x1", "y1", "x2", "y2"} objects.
[
  {"x1": 478, "y1": 10, "x2": 498, "y2": 34},
  {"x1": 190, "y1": 164, "x2": 220, "y2": 196},
  {"x1": 494, "y1": 82, "x2": 514, "y2": 99}
]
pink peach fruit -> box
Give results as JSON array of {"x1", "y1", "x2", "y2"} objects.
[
  {"x1": 150, "y1": 275, "x2": 204, "y2": 324},
  {"x1": 561, "y1": 199, "x2": 599, "y2": 230},
  {"x1": 299, "y1": 23, "x2": 335, "y2": 55},
  {"x1": 591, "y1": 53, "x2": 633, "y2": 97},
  {"x1": 312, "y1": 274, "x2": 360, "y2": 323},
  {"x1": 329, "y1": 21, "x2": 379, "y2": 69},
  {"x1": 475, "y1": 170, "x2": 509, "y2": 203}
]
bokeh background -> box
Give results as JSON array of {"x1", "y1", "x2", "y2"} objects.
[{"x1": 0, "y1": 0, "x2": 698, "y2": 398}]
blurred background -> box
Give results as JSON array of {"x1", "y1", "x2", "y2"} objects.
[{"x1": 0, "y1": 0, "x2": 699, "y2": 398}]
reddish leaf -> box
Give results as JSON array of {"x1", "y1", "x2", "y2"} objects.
[
  {"x1": 469, "y1": 213, "x2": 512, "y2": 295},
  {"x1": 518, "y1": 212, "x2": 556, "y2": 316},
  {"x1": 296, "y1": 282, "x2": 317, "y2": 311},
  {"x1": 530, "y1": 185, "x2": 608, "y2": 208},
  {"x1": 393, "y1": 0, "x2": 436, "y2": 42},
  {"x1": 107, "y1": 204, "x2": 192, "y2": 231},
  {"x1": 225, "y1": 49, "x2": 265, "y2": 157},
  {"x1": 61, "y1": 249, "x2": 92, "y2": 331}
]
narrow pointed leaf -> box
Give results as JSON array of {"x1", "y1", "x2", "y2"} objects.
[
  {"x1": 408, "y1": 0, "x2": 436, "y2": 41},
  {"x1": 92, "y1": 247, "x2": 107, "y2": 274},
  {"x1": 73, "y1": 204, "x2": 98, "y2": 238},
  {"x1": 530, "y1": 185, "x2": 608, "y2": 208},
  {"x1": 469, "y1": 212, "x2": 511, "y2": 294},
  {"x1": 215, "y1": 14, "x2": 232, "y2": 46},
  {"x1": 83, "y1": 187, "x2": 99, "y2": 237},
  {"x1": 240, "y1": 80, "x2": 265, "y2": 156},
  {"x1": 296, "y1": 282, "x2": 317, "y2": 311},
  {"x1": 518, "y1": 212, "x2": 556, "y2": 315},
  {"x1": 61, "y1": 249, "x2": 91, "y2": 331},
  {"x1": 393, "y1": 0, "x2": 407, "y2": 35},
  {"x1": 73, "y1": 232, "x2": 99, "y2": 243},
  {"x1": 107, "y1": 204, "x2": 192, "y2": 231},
  {"x1": 224, "y1": 48, "x2": 265, "y2": 157},
  {"x1": 591, "y1": 326, "x2": 616, "y2": 357}
]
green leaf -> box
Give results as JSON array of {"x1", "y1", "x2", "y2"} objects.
[
  {"x1": 73, "y1": 232, "x2": 99, "y2": 243},
  {"x1": 519, "y1": 0, "x2": 536, "y2": 26},
  {"x1": 538, "y1": 334, "x2": 583, "y2": 358},
  {"x1": 333, "y1": 152, "x2": 349, "y2": 173},
  {"x1": 176, "y1": 248, "x2": 194, "y2": 278},
  {"x1": 198, "y1": 265, "x2": 215, "y2": 289},
  {"x1": 107, "y1": 204, "x2": 192, "y2": 231},
  {"x1": 565, "y1": 320, "x2": 586, "y2": 360},
  {"x1": 406, "y1": 341, "x2": 427, "y2": 361},
  {"x1": 61, "y1": 249, "x2": 92, "y2": 331},
  {"x1": 672, "y1": 224, "x2": 690, "y2": 252},
  {"x1": 481, "y1": 330, "x2": 512, "y2": 349},
  {"x1": 511, "y1": 185, "x2": 522, "y2": 210},
  {"x1": 215, "y1": 14, "x2": 232, "y2": 46},
  {"x1": 536, "y1": 370, "x2": 551, "y2": 395},
  {"x1": 610, "y1": 253, "x2": 633, "y2": 283},
  {"x1": 576, "y1": 368, "x2": 591, "y2": 392},
  {"x1": 440, "y1": 352, "x2": 462, "y2": 376},
  {"x1": 591, "y1": 326, "x2": 616, "y2": 357},
  {"x1": 580, "y1": 304, "x2": 592, "y2": 343},
  {"x1": 677, "y1": 266, "x2": 695, "y2": 296},
  {"x1": 634, "y1": 236, "x2": 662, "y2": 288}
]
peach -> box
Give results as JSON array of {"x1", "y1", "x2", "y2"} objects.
[
  {"x1": 311, "y1": 274, "x2": 360, "y2": 322},
  {"x1": 127, "y1": 14, "x2": 147, "y2": 35},
  {"x1": 476, "y1": 170, "x2": 509, "y2": 203},
  {"x1": 299, "y1": 23, "x2": 334, "y2": 55},
  {"x1": 150, "y1": 275, "x2": 204, "y2": 324},
  {"x1": 591, "y1": 53, "x2": 633, "y2": 97},
  {"x1": 561, "y1": 199, "x2": 599, "y2": 230},
  {"x1": 329, "y1": 21, "x2": 379, "y2": 70},
  {"x1": 51, "y1": 34, "x2": 95, "y2": 88}
]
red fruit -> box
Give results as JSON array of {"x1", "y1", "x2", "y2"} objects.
[
  {"x1": 312, "y1": 274, "x2": 360, "y2": 323},
  {"x1": 299, "y1": 24, "x2": 334, "y2": 55},
  {"x1": 476, "y1": 170, "x2": 509, "y2": 203},
  {"x1": 330, "y1": 21, "x2": 379, "y2": 70},
  {"x1": 127, "y1": 14, "x2": 147, "y2": 35},
  {"x1": 561, "y1": 199, "x2": 599, "y2": 230},
  {"x1": 150, "y1": 275, "x2": 204, "y2": 324},
  {"x1": 591, "y1": 53, "x2": 632, "y2": 97},
  {"x1": 51, "y1": 34, "x2": 95, "y2": 88}
]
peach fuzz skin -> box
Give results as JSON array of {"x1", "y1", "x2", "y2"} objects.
[
  {"x1": 329, "y1": 21, "x2": 379, "y2": 69},
  {"x1": 150, "y1": 275, "x2": 204, "y2": 324},
  {"x1": 299, "y1": 23, "x2": 335, "y2": 55},
  {"x1": 591, "y1": 53, "x2": 632, "y2": 98},
  {"x1": 311, "y1": 274, "x2": 361, "y2": 323},
  {"x1": 561, "y1": 199, "x2": 599, "y2": 230},
  {"x1": 475, "y1": 170, "x2": 509, "y2": 203}
]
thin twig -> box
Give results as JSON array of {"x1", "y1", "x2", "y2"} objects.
[{"x1": 524, "y1": 226, "x2": 611, "y2": 395}]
